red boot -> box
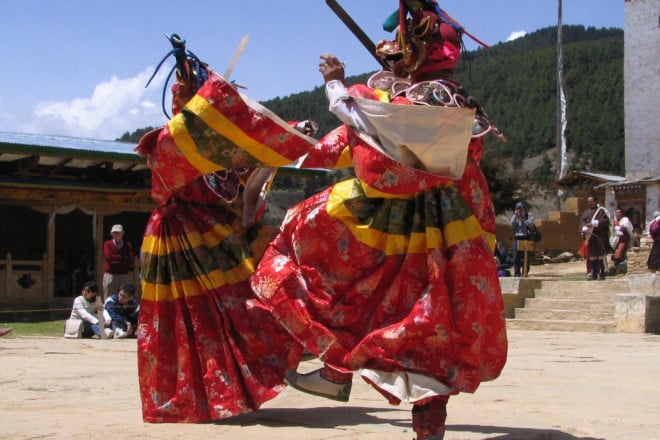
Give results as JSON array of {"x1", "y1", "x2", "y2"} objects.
[{"x1": 412, "y1": 396, "x2": 449, "y2": 440}]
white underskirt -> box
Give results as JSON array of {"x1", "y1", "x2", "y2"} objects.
[{"x1": 361, "y1": 369, "x2": 452, "y2": 404}]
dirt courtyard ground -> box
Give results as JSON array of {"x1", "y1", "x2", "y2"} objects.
[
  {"x1": 2, "y1": 262, "x2": 659, "y2": 439},
  {"x1": 2, "y1": 330, "x2": 659, "y2": 440}
]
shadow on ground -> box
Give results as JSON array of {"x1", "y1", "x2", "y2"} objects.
[
  {"x1": 450, "y1": 423, "x2": 603, "y2": 440},
  {"x1": 220, "y1": 406, "x2": 409, "y2": 429},
  {"x1": 220, "y1": 406, "x2": 602, "y2": 439}
]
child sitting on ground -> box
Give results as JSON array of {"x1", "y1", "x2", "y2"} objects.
[
  {"x1": 103, "y1": 282, "x2": 139, "y2": 339},
  {"x1": 66, "y1": 281, "x2": 102, "y2": 338}
]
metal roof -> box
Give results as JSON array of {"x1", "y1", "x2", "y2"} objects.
[
  {"x1": 0, "y1": 131, "x2": 150, "y2": 189},
  {"x1": 551, "y1": 170, "x2": 626, "y2": 189},
  {"x1": 0, "y1": 131, "x2": 146, "y2": 164},
  {"x1": 595, "y1": 175, "x2": 660, "y2": 188}
]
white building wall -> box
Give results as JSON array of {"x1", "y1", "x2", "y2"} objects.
[
  {"x1": 624, "y1": 0, "x2": 660, "y2": 180},
  {"x1": 617, "y1": 1, "x2": 658, "y2": 331}
]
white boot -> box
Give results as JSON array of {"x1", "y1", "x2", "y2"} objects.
[
  {"x1": 113, "y1": 328, "x2": 127, "y2": 339},
  {"x1": 103, "y1": 328, "x2": 115, "y2": 339}
]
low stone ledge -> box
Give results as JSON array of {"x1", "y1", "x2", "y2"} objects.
[
  {"x1": 500, "y1": 278, "x2": 542, "y2": 318},
  {"x1": 628, "y1": 273, "x2": 660, "y2": 296},
  {"x1": 614, "y1": 293, "x2": 660, "y2": 334}
]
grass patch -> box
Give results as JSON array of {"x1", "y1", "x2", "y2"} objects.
[{"x1": 0, "y1": 320, "x2": 63, "y2": 336}]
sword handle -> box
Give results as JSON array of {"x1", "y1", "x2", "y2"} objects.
[{"x1": 326, "y1": 0, "x2": 388, "y2": 69}]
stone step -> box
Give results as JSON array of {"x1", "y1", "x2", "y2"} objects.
[
  {"x1": 501, "y1": 275, "x2": 640, "y2": 333},
  {"x1": 533, "y1": 289, "x2": 616, "y2": 300},
  {"x1": 538, "y1": 280, "x2": 629, "y2": 291},
  {"x1": 514, "y1": 308, "x2": 613, "y2": 321},
  {"x1": 524, "y1": 297, "x2": 614, "y2": 311},
  {"x1": 536, "y1": 280, "x2": 628, "y2": 286},
  {"x1": 506, "y1": 318, "x2": 616, "y2": 333}
]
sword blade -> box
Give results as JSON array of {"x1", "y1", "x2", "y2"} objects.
[{"x1": 223, "y1": 34, "x2": 251, "y2": 80}]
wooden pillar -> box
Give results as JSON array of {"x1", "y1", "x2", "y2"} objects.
[
  {"x1": 95, "y1": 213, "x2": 105, "y2": 291},
  {"x1": 47, "y1": 216, "x2": 55, "y2": 297},
  {"x1": 41, "y1": 253, "x2": 48, "y2": 298},
  {"x1": 517, "y1": 240, "x2": 535, "y2": 278}
]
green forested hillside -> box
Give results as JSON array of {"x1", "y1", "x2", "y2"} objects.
[
  {"x1": 453, "y1": 25, "x2": 624, "y2": 172},
  {"x1": 119, "y1": 25, "x2": 624, "y2": 212},
  {"x1": 262, "y1": 25, "x2": 624, "y2": 177}
]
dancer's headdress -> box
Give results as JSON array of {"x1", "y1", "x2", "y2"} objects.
[{"x1": 376, "y1": 0, "x2": 488, "y2": 79}]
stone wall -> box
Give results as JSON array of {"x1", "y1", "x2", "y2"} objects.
[
  {"x1": 627, "y1": 237, "x2": 653, "y2": 275},
  {"x1": 496, "y1": 197, "x2": 586, "y2": 254}
]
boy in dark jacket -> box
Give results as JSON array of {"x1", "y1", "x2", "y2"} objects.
[{"x1": 104, "y1": 282, "x2": 139, "y2": 339}]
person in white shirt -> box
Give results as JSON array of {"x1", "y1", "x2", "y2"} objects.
[{"x1": 69, "y1": 281, "x2": 102, "y2": 338}]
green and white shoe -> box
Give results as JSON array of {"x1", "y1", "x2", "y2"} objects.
[{"x1": 284, "y1": 369, "x2": 352, "y2": 402}]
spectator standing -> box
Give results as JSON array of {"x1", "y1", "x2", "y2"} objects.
[
  {"x1": 102, "y1": 224, "x2": 134, "y2": 300},
  {"x1": 610, "y1": 208, "x2": 633, "y2": 273},
  {"x1": 633, "y1": 227, "x2": 642, "y2": 248},
  {"x1": 494, "y1": 240, "x2": 512, "y2": 277},
  {"x1": 104, "y1": 282, "x2": 139, "y2": 339},
  {"x1": 580, "y1": 196, "x2": 611, "y2": 280},
  {"x1": 510, "y1": 201, "x2": 535, "y2": 277},
  {"x1": 68, "y1": 281, "x2": 101, "y2": 338},
  {"x1": 648, "y1": 210, "x2": 660, "y2": 272}
]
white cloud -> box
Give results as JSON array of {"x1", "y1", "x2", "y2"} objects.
[
  {"x1": 0, "y1": 98, "x2": 18, "y2": 127},
  {"x1": 507, "y1": 30, "x2": 527, "y2": 42},
  {"x1": 25, "y1": 67, "x2": 170, "y2": 140}
]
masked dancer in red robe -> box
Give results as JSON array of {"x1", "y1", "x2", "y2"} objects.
[
  {"x1": 250, "y1": 2, "x2": 508, "y2": 438},
  {"x1": 134, "y1": 35, "x2": 315, "y2": 423}
]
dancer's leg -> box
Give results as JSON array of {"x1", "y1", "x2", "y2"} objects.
[{"x1": 412, "y1": 395, "x2": 449, "y2": 440}]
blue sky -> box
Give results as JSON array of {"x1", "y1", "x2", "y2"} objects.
[{"x1": 1, "y1": 0, "x2": 624, "y2": 140}]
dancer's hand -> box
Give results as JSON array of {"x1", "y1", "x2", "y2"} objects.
[{"x1": 319, "y1": 54, "x2": 346, "y2": 84}]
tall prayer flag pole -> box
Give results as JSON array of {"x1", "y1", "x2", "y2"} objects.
[{"x1": 556, "y1": 0, "x2": 568, "y2": 207}]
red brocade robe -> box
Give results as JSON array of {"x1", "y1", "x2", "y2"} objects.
[
  {"x1": 135, "y1": 72, "x2": 314, "y2": 423},
  {"x1": 137, "y1": 68, "x2": 507, "y2": 421},
  {"x1": 250, "y1": 83, "x2": 508, "y2": 404}
]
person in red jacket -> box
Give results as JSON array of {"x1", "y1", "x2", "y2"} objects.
[{"x1": 102, "y1": 224, "x2": 134, "y2": 299}]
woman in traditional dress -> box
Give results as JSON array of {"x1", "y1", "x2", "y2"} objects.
[
  {"x1": 648, "y1": 210, "x2": 660, "y2": 272},
  {"x1": 250, "y1": 2, "x2": 508, "y2": 439},
  {"x1": 134, "y1": 36, "x2": 315, "y2": 422},
  {"x1": 610, "y1": 208, "x2": 633, "y2": 272},
  {"x1": 580, "y1": 195, "x2": 611, "y2": 280}
]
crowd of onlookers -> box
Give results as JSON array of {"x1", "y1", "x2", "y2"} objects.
[
  {"x1": 64, "y1": 281, "x2": 139, "y2": 339},
  {"x1": 63, "y1": 223, "x2": 139, "y2": 340},
  {"x1": 2, "y1": 210, "x2": 654, "y2": 340},
  {"x1": 495, "y1": 198, "x2": 660, "y2": 279}
]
